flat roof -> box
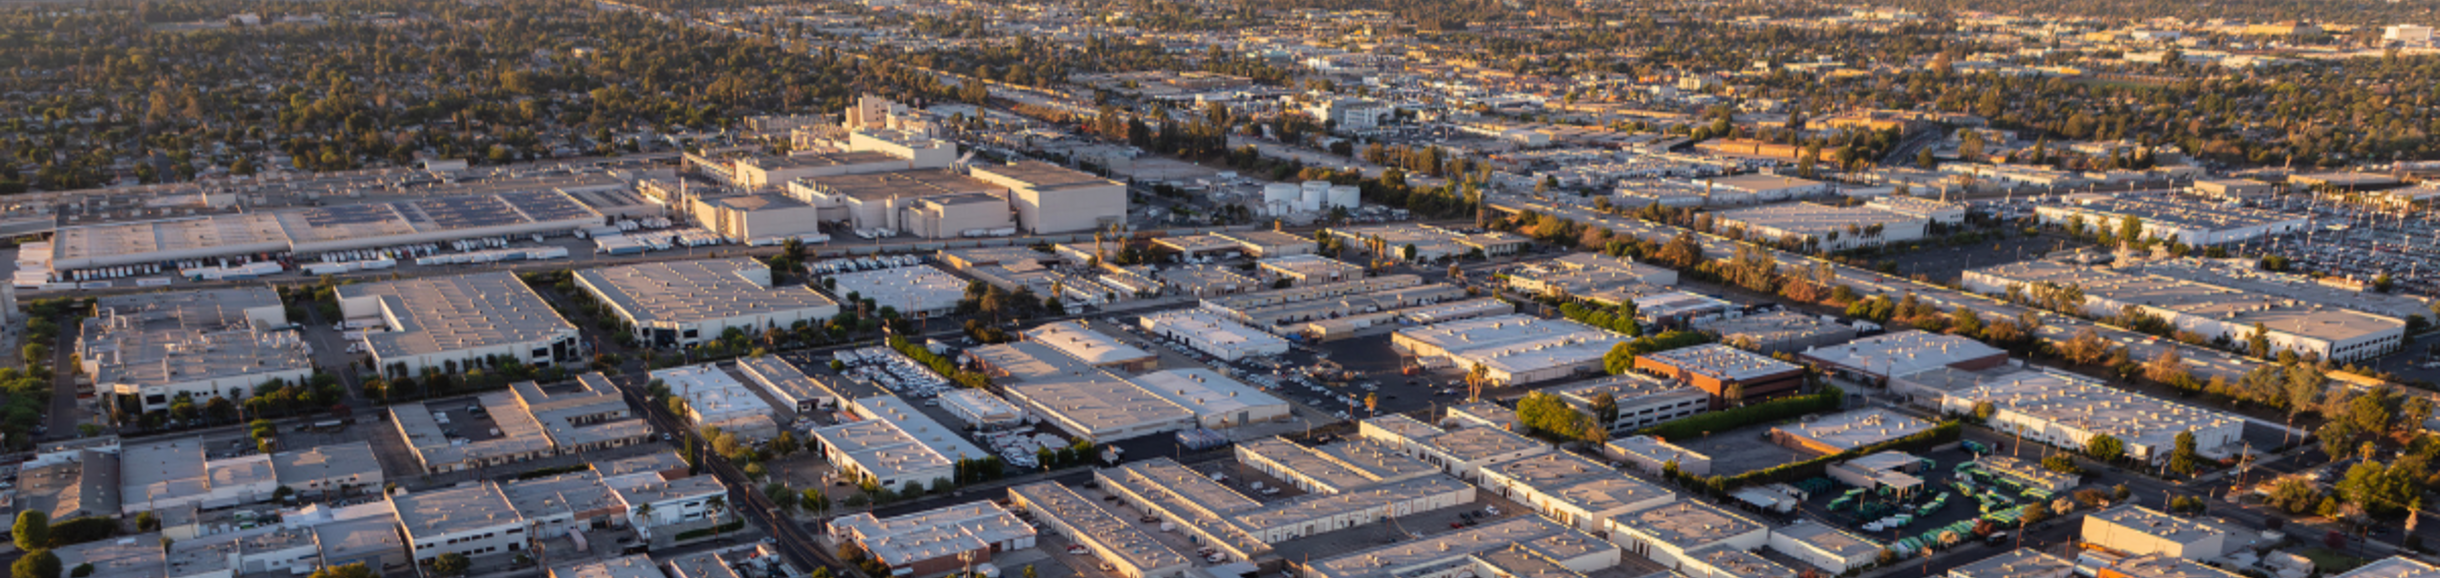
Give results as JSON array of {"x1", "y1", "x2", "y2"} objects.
[
  {"x1": 1127, "y1": 368, "x2": 1287, "y2": 420},
  {"x1": 811, "y1": 420, "x2": 956, "y2": 481},
  {"x1": 603, "y1": 471, "x2": 727, "y2": 506},
  {"x1": 1611, "y1": 500, "x2": 1765, "y2": 549},
  {"x1": 2104, "y1": 555, "x2": 2244, "y2": 578},
  {"x1": 972, "y1": 161, "x2": 1118, "y2": 191},
  {"x1": 1258, "y1": 254, "x2": 1364, "y2": 278},
  {"x1": 1004, "y1": 371, "x2": 1195, "y2": 437},
  {"x1": 1427, "y1": 425, "x2": 1551, "y2": 462},
  {"x1": 1605, "y1": 435, "x2": 1710, "y2": 464},
  {"x1": 1773, "y1": 520, "x2": 1883, "y2": 561},
  {"x1": 577, "y1": 258, "x2": 838, "y2": 327},
  {"x1": 393, "y1": 482, "x2": 522, "y2": 538},
  {"x1": 829, "y1": 500, "x2": 1035, "y2": 565},
  {"x1": 1138, "y1": 309, "x2": 1289, "y2": 353},
  {"x1": 2088, "y1": 505, "x2": 2226, "y2": 545},
  {"x1": 1545, "y1": 373, "x2": 1702, "y2": 406},
  {"x1": 504, "y1": 470, "x2": 620, "y2": 521},
  {"x1": 1949, "y1": 549, "x2": 2075, "y2": 578},
  {"x1": 1305, "y1": 517, "x2": 1608, "y2": 578},
  {"x1": 338, "y1": 271, "x2": 576, "y2": 358},
  {"x1": 2332, "y1": 557, "x2": 2440, "y2": 578},
  {"x1": 970, "y1": 340, "x2": 1098, "y2": 381},
  {"x1": 1699, "y1": 311, "x2": 1854, "y2": 344},
  {"x1": 1775, "y1": 408, "x2": 1939, "y2": 452},
  {"x1": 1486, "y1": 452, "x2": 1672, "y2": 514},
  {"x1": 2042, "y1": 196, "x2": 2306, "y2": 232},
  {"x1": 1954, "y1": 369, "x2": 2244, "y2": 451},
  {"x1": 1214, "y1": 229, "x2": 1317, "y2": 249},
  {"x1": 799, "y1": 169, "x2": 1004, "y2": 201},
  {"x1": 552, "y1": 555, "x2": 668, "y2": 578},
  {"x1": 1714, "y1": 202, "x2": 1924, "y2": 235},
  {"x1": 1395, "y1": 314, "x2": 1627, "y2": 377},
  {"x1": 1799, "y1": 330, "x2": 2005, "y2": 377},
  {"x1": 1638, "y1": 343, "x2": 1803, "y2": 382},
  {"x1": 652, "y1": 364, "x2": 776, "y2": 425},
  {"x1": 82, "y1": 287, "x2": 310, "y2": 391},
  {"x1": 1022, "y1": 321, "x2": 1155, "y2": 367},
  {"x1": 1706, "y1": 173, "x2": 1825, "y2": 192},
  {"x1": 1693, "y1": 549, "x2": 1793, "y2": 578},
  {"x1": 1236, "y1": 437, "x2": 1436, "y2": 492},
  {"x1": 828, "y1": 265, "x2": 968, "y2": 313},
  {"x1": 1006, "y1": 482, "x2": 1191, "y2": 572},
  {"x1": 271, "y1": 441, "x2": 382, "y2": 487},
  {"x1": 736, "y1": 355, "x2": 843, "y2": 407},
  {"x1": 703, "y1": 193, "x2": 810, "y2": 211}
]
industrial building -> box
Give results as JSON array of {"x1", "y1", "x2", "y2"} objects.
[
  {"x1": 814, "y1": 395, "x2": 989, "y2": 489},
  {"x1": 603, "y1": 470, "x2": 729, "y2": 540},
  {"x1": 1605, "y1": 500, "x2": 1771, "y2": 573},
  {"x1": 1950, "y1": 549, "x2": 2076, "y2": 578},
  {"x1": 1159, "y1": 265, "x2": 1259, "y2": 297},
  {"x1": 1863, "y1": 196, "x2": 1968, "y2": 224},
  {"x1": 119, "y1": 437, "x2": 275, "y2": 514},
  {"x1": 1768, "y1": 408, "x2": 1937, "y2": 455},
  {"x1": 652, "y1": 364, "x2": 783, "y2": 441},
  {"x1": 1257, "y1": 255, "x2": 1366, "y2": 285},
  {"x1": 2190, "y1": 179, "x2": 2275, "y2": 199},
  {"x1": 2082, "y1": 506, "x2": 2229, "y2": 559},
  {"x1": 1099, "y1": 457, "x2": 1476, "y2": 561},
  {"x1": 1215, "y1": 229, "x2": 1319, "y2": 257},
  {"x1": 1474, "y1": 451, "x2": 1676, "y2": 534},
  {"x1": 1255, "y1": 181, "x2": 1362, "y2": 216},
  {"x1": 1392, "y1": 315, "x2": 1629, "y2": 385},
  {"x1": 787, "y1": 169, "x2": 1010, "y2": 235},
  {"x1": 687, "y1": 193, "x2": 825, "y2": 244},
  {"x1": 2096, "y1": 555, "x2": 2244, "y2": 578},
  {"x1": 1006, "y1": 482, "x2": 1192, "y2": 578},
  {"x1": 1358, "y1": 415, "x2": 1552, "y2": 481},
  {"x1": 1711, "y1": 202, "x2": 1929, "y2": 251},
  {"x1": 2126, "y1": 258, "x2": 2436, "y2": 321},
  {"x1": 270, "y1": 441, "x2": 385, "y2": 501},
  {"x1": 1441, "y1": 401, "x2": 1521, "y2": 432},
  {"x1": 1151, "y1": 234, "x2": 1247, "y2": 261},
  {"x1": 1768, "y1": 521, "x2": 1883, "y2": 575},
  {"x1": 1225, "y1": 283, "x2": 1468, "y2": 330},
  {"x1": 1543, "y1": 373, "x2": 1711, "y2": 435},
  {"x1": 503, "y1": 470, "x2": 624, "y2": 540},
  {"x1": 937, "y1": 389, "x2": 1025, "y2": 429},
  {"x1": 1234, "y1": 437, "x2": 1438, "y2": 494},
  {"x1": 827, "y1": 501, "x2": 1038, "y2": 576},
  {"x1": 576, "y1": 258, "x2": 841, "y2": 348},
  {"x1": 1000, "y1": 369, "x2": 1197, "y2": 443},
  {"x1": 1604, "y1": 435, "x2": 1713, "y2": 477},
  {"x1": 1502, "y1": 252, "x2": 1681, "y2": 301},
  {"x1": 2032, "y1": 196, "x2": 2308, "y2": 245},
  {"x1": 1327, "y1": 224, "x2": 1528, "y2": 261},
  {"x1": 736, "y1": 355, "x2": 844, "y2": 414},
  {"x1": 1964, "y1": 260, "x2": 2404, "y2": 362},
  {"x1": 392, "y1": 482, "x2": 527, "y2": 564},
  {"x1": 1799, "y1": 330, "x2": 2008, "y2": 382},
  {"x1": 1695, "y1": 311, "x2": 1857, "y2": 354},
  {"x1": 80, "y1": 287, "x2": 313, "y2": 411},
  {"x1": 1137, "y1": 309, "x2": 1291, "y2": 361},
  {"x1": 969, "y1": 161, "x2": 1129, "y2": 234},
  {"x1": 1132, "y1": 368, "x2": 1291, "y2": 428},
  {"x1": 1696, "y1": 173, "x2": 1833, "y2": 201},
  {"x1": 828, "y1": 265, "x2": 970, "y2": 317},
  {"x1": 49, "y1": 188, "x2": 627, "y2": 271},
  {"x1": 338, "y1": 272, "x2": 582, "y2": 379},
  {"x1": 1938, "y1": 368, "x2": 2242, "y2": 462},
  {"x1": 1632, "y1": 344, "x2": 1807, "y2": 408},
  {"x1": 1022, "y1": 321, "x2": 1158, "y2": 373},
  {"x1": 390, "y1": 373, "x2": 653, "y2": 475},
  {"x1": 1300, "y1": 517, "x2": 1622, "y2": 578}
]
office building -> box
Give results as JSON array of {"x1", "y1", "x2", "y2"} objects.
[
  {"x1": 1632, "y1": 344, "x2": 1807, "y2": 408},
  {"x1": 1544, "y1": 373, "x2": 1711, "y2": 435},
  {"x1": 338, "y1": 272, "x2": 581, "y2": 378},
  {"x1": 80, "y1": 288, "x2": 312, "y2": 411},
  {"x1": 651, "y1": 364, "x2": 782, "y2": 440},
  {"x1": 577, "y1": 258, "x2": 841, "y2": 348},
  {"x1": 605, "y1": 471, "x2": 729, "y2": 541},
  {"x1": 1393, "y1": 315, "x2": 1629, "y2": 386}
]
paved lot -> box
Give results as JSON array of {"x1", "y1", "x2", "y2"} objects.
[{"x1": 1669, "y1": 426, "x2": 1815, "y2": 477}]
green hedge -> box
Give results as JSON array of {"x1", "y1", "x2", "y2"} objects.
[
  {"x1": 516, "y1": 464, "x2": 593, "y2": 480},
  {"x1": 674, "y1": 519, "x2": 747, "y2": 542},
  {"x1": 48, "y1": 516, "x2": 117, "y2": 547},
  {"x1": 1637, "y1": 385, "x2": 1843, "y2": 440}
]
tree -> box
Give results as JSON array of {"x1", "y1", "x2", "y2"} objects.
[
  {"x1": 1515, "y1": 392, "x2": 1590, "y2": 441},
  {"x1": 2144, "y1": 346, "x2": 2189, "y2": 386},
  {"x1": 2169, "y1": 431, "x2": 2200, "y2": 476},
  {"x1": 12, "y1": 550, "x2": 58, "y2": 578},
  {"x1": 772, "y1": 431, "x2": 802, "y2": 456},
  {"x1": 2086, "y1": 434, "x2": 2125, "y2": 463},
  {"x1": 2020, "y1": 500, "x2": 2051, "y2": 526},
  {"x1": 307, "y1": 564, "x2": 378, "y2": 578},
  {"x1": 432, "y1": 553, "x2": 470, "y2": 577},
  {"x1": 2061, "y1": 328, "x2": 2112, "y2": 366},
  {"x1": 14, "y1": 511, "x2": 49, "y2": 551}
]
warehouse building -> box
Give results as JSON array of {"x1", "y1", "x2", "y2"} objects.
[
  {"x1": 272, "y1": 441, "x2": 385, "y2": 501},
  {"x1": 1300, "y1": 517, "x2": 1622, "y2": 578},
  {"x1": 812, "y1": 396, "x2": 986, "y2": 489},
  {"x1": 1227, "y1": 283, "x2": 1468, "y2": 330},
  {"x1": 969, "y1": 161, "x2": 1129, "y2": 234},
  {"x1": 651, "y1": 364, "x2": 783, "y2": 441},
  {"x1": 1327, "y1": 224, "x2": 1527, "y2": 261},
  {"x1": 1151, "y1": 234, "x2": 1246, "y2": 261},
  {"x1": 1474, "y1": 451, "x2": 1676, "y2": 534},
  {"x1": 1137, "y1": 309, "x2": 1290, "y2": 361},
  {"x1": 829, "y1": 265, "x2": 970, "y2": 317},
  {"x1": 1215, "y1": 229, "x2": 1318, "y2": 258},
  {"x1": 1006, "y1": 482, "x2": 1192, "y2": 578},
  {"x1": 1099, "y1": 457, "x2": 1476, "y2": 560},
  {"x1": 393, "y1": 482, "x2": 527, "y2": 564},
  {"x1": 689, "y1": 193, "x2": 825, "y2": 244},
  {"x1": 1632, "y1": 344, "x2": 1807, "y2": 408},
  {"x1": 1695, "y1": 311, "x2": 1857, "y2": 354},
  {"x1": 788, "y1": 169, "x2": 1012, "y2": 236},
  {"x1": 1234, "y1": 437, "x2": 1438, "y2": 494},
  {"x1": 1768, "y1": 408, "x2": 1937, "y2": 455},
  {"x1": 1696, "y1": 173, "x2": 1833, "y2": 201},
  {"x1": 937, "y1": 389, "x2": 1026, "y2": 429},
  {"x1": 1502, "y1": 253, "x2": 1681, "y2": 300},
  {"x1": 1799, "y1": 330, "x2": 2008, "y2": 382},
  {"x1": 1949, "y1": 549, "x2": 2076, "y2": 578},
  {"x1": 1863, "y1": 196, "x2": 1967, "y2": 224},
  {"x1": 827, "y1": 501, "x2": 1037, "y2": 577},
  {"x1": 1543, "y1": 374, "x2": 1711, "y2": 435},
  {"x1": 2096, "y1": 555, "x2": 2243, "y2": 578},
  {"x1": 339, "y1": 272, "x2": 582, "y2": 379},
  {"x1": 1712, "y1": 202, "x2": 1928, "y2": 251},
  {"x1": 1392, "y1": 315, "x2": 1629, "y2": 386},
  {"x1": 2190, "y1": 179, "x2": 2275, "y2": 199},
  {"x1": 1022, "y1": 321, "x2": 1158, "y2": 373},
  {"x1": 81, "y1": 287, "x2": 313, "y2": 412},
  {"x1": 1159, "y1": 265, "x2": 1259, "y2": 297},
  {"x1": 2082, "y1": 505, "x2": 2229, "y2": 559},
  {"x1": 1001, "y1": 369, "x2": 1197, "y2": 443},
  {"x1": 1128, "y1": 368, "x2": 1291, "y2": 429},
  {"x1": 730, "y1": 150, "x2": 915, "y2": 189},
  {"x1": 120, "y1": 437, "x2": 275, "y2": 514},
  {"x1": 1939, "y1": 368, "x2": 2242, "y2": 462},
  {"x1": 1605, "y1": 436, "x2": 1713, "y2": 477},
  {"x1": 2032, "y1": 196, "x2": 2308, "y2": 245},
  {"x1": 736, "y1": 355, "x2": 844, "y2": 415},
  {"x1": 1257, "y1": 255, "x2": 1365, "y2": 285},
  {"x1": 1442, "y1": 401, "x2": 1521, "y2": 432},
  {"x1": 1605, "y1": 500, "x2": 1770, "y2": 573},
  {"x1": 576, "y1": 258, "x2": 841, "y2": 349},
  {"x1": 390, "y1": 374, "x2": 652, "y2": 475},
  {"x1": 1964, "y1": 260, "x2": 2404, "y2": 362},
  {"x1": 1358, "y1": 415, "x2": 1551, "y2": 481},
  {"x1": 50, "y1": 188, "x2": 617, "y2": 271},
  {"x1": 503, "y1": 471, "x2": 624, "y2": 540}
]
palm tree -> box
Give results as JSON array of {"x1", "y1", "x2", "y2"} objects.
[
  {"x1": 706, "y1": 496, "x2": 728, "y2": 534},
  {"x1": 1464, "y1": 363, "x2": 1490, "y2": 402}
]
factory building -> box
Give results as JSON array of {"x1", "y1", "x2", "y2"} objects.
[
  {"x1": 1392, "y1": 315, "x2": 1629, "y2": 386},
  {"x1": 1798, "y1": 330, "x2": 2008, "y2": 382},
  {"x1": 827, "y1": 501, "x2": 1037, "y2": 577},
  {"x1": 338, "y1": 272, "x2": 581, "y2": 379},
  {"x1": 968, "y1": 161, "x2": 1129, "y2": 234},
  {"x1": 1327, "y1": 224, "x2": 1528, "y2": 261},
  {"x1": 828, "y1": 265, "x2": 970, "y2": 317},
  {"x1": 1631, "y1": 344, "x2": 1808, "y2": 409},
  {"x1": 2031, "y1": 196, "x2": 2308, "y2": 245},
  {"x1": 1358, "y1": 414, "x2": 1551, "y2": 482},
  {"x1": 1711, "y1": 202, "x2": 1929, "y2": 251},
  {"x1": 1300, "y1": 517, "x2": 1622, "y2": 578},
  {"x1": 787, "y1": 169, "x2": 1011, "y2": 236},
  {"x1": 80, "y1": 288, "x2": 313, "y2": 412},
  {"x1": 1964, "y1": 260, "x2": 2404, "y2": 362},
  {"x1": 1938, "y1": 368, "x2": 2242, "y2": 463},
  {"x1": 575, "y1": 258, "x2": 841, "y2": 348},
  {"x1": 1137, "y1": 309, "x2": 1291, "y2": 361},
  {"x1": 1006, "y1": 482, "x2": 1192, "y2": 578},
  {"x1": 688, "y1": 193, "x2": 826, "y2": 244}
]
